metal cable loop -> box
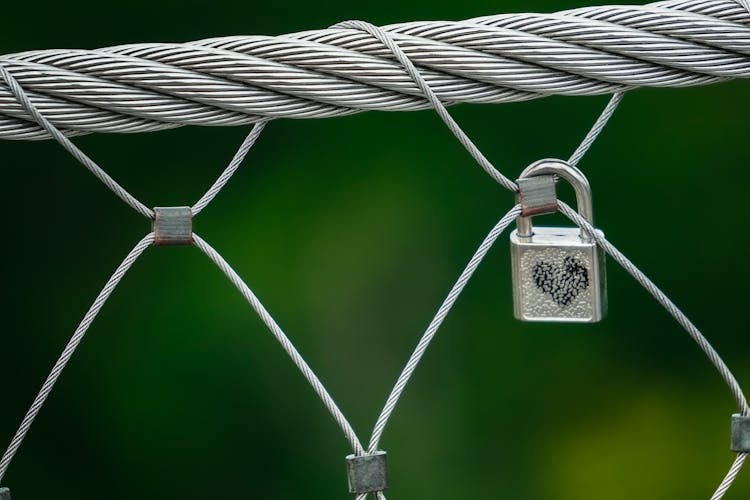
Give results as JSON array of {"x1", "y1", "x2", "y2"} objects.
[{"x1": 0, "y1": 0, "x2": 747, "y2": 141}]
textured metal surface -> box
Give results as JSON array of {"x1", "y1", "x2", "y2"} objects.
[
  {"x1": 346, "y1": 452, "x2": 389, "y2": 494},
  {"x1": 511, "y1": 227, "x2": 606, "y2": 322},
  {"x1": 518, "y1": 175, "x2": 557, "y2": 217},
  {"x1": 732, "y1": 414, "x2": 750, "y2": 452},
  {"x1": 153, "y1": 207, "x2": 193, "y2": 246},
  {"x1": 0, "y1": 0, "x2": 747, "y2": 140}
]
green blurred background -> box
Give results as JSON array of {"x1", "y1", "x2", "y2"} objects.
[{"x1": 1, "y1": 0, "x2": 749, "y2": 498}]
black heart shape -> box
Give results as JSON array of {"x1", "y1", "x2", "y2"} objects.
[{"x1": 532, "y1": 256, "x2": 590, "y2": 306}]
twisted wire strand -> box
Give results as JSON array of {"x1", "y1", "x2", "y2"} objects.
[
  {"x1": 0, "y1": 65, "x2": 154, "y2": 218},
  {"x1": 568, "y1": 92, "x2": 625, "y2": 168},
  {"x1": 367, "y1": 206, "x2": 521, "y2": 455},
  {"x1": 192, "y1": 234, "x2": 366, "y2": 455},
  {"x1": 0, "y1": 0, "x2": 747, "y2": 141},
  {"x1": 712, "y1": 453, "x2": 749, "y2": 500},
  {"x1": 0, "y1": 233, "x2": 155, "y2": 483},
  {"x1": 331, "y1": 20, "x2": 518, "y2": 192},
  {"x1": 192, "y1": 120, "x2": 267, "y2": 215},
  {"x1": 558, "y1": 201, "x2": 749, "y2": 498}
]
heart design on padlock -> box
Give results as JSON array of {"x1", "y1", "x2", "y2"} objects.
[{"x1": 532, "y1": 256, "x2": 590, "y2": 307}]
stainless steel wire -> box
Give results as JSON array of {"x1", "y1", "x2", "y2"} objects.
[
  {"x1": 192, "y1": 233, "x2": 366, "y2": 455},
  {"x1": 0, "y1": 66, "x2": 153, "y2": 218},
  {"x1": 0, "y1": 1, "x2": 747, "y2": 498},
  {"x1": 559, "y1": 201, "x2": 749, "y2": 499},
  {"x1": 0, "y1": 233, "x2": 156, "y2": 483},
  {"x1": 0, "y1": 0, "x2": 748, "y2": 140}
]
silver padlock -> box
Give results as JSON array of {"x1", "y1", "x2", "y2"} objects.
[{"x1": 510, "y1": 159, "x2": 606, "y2": 322}]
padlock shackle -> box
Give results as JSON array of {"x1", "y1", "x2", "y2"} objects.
[{"x1": 516, "y1": 159, "x2": 594, "y2": 242}]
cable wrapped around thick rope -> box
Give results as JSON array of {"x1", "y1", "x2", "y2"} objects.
[{"x1": 0, "y1": 0, "x2": 747, "y2": 140}]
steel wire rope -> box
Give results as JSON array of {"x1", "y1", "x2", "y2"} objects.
[
  {"x1": 0, "y1": 233, "x2": 155, "y2": 482},
  {"x1": 0, "y1": 2, "x2": 747, "y2": 497},
  {"x1": 0, "y1": 0, "x2": 747, "y2": 140}
]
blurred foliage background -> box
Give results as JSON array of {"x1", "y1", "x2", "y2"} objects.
[{"x1": 1, "y1": 0, "x2": 749, "y2": 498}]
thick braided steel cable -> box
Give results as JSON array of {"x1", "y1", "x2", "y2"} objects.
[
  {"x1": 0, "y1": 233, "x2": 155, "y2": 483},
  {"x1": 559, "y1": 201, "x2": 749, "y2": 499},
  {"x1": 0, "y1": 0, "x2": 748, "y2": 141}
]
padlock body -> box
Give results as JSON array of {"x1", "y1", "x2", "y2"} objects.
[{"x1": 510, "y1": 227, "x2": 606, "y2": 322}]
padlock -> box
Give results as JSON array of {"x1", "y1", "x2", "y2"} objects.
[{"x1": 510, "y1": 159, "x2": 606, "y2": 322}]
